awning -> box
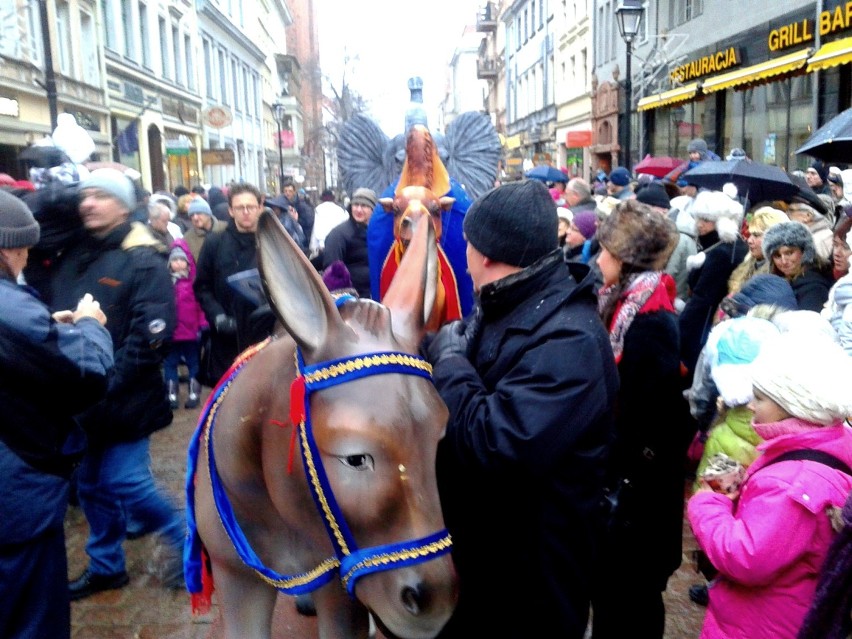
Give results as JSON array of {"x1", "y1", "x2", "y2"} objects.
[
  {"x1": 636, "y1": 83, "x2": 699, "y2": 112},
  {"x1": 702, "y1": 48, "x2": 811, "y2": 94},
  {"x1": 808, "y1": 37, "x2": 852, "y2": 72}
]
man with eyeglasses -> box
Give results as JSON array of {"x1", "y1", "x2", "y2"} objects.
[{"x1": 194, "y1": 183, "x2": 266, "y2": 383}]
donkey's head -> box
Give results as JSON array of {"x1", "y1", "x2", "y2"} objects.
[{"x1": 257, "y1": 211, "x2": 457, "y2": 638}]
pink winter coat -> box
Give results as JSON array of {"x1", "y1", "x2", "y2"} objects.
[
  {"x1": 170, "y1": 238, "x2": 207, "y2": 342},
  {"x1": 688, "y1": 419, "x2": 852, "y2": 639}
]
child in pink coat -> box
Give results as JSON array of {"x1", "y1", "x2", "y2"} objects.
[
  {"x1": 164, "y1": 239, "x2": 207, "y2": 408},
  {"x1": 688, "y1": 330, "x2": 852, "y2": 639}
]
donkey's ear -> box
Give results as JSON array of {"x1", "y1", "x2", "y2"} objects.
[
  {"x1": 256, "y1": 210, "x2": 346, "y2": 353},
  {"x1": 382, "y1": 215, "x2": 438, "y2": 348}
]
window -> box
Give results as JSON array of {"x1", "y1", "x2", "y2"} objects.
[
  {"x1": 516, "y1": 16, "x2": 521, "y2": 50},
  {"x1": 203, "y1": 40, "x2": 213, "y2": 98},
  {"x1": 185, "y1": 34, "x2": 194, "y2": 90},
  {"x1": 523, "y1": 8, "x2": 528, "y2": 42},
  {"x1": 139, "y1": 1, "x2": 151, "y2": 68},
  {"x1": 218, "y1": 50, "x2": 228, "y2": 103},
  {"x1": 99, "y1": 0, "x2": 116, "y2": 51},
  {"x1": 122, "y1": 1, "x2": 134, "y2": 59},
  {"x1": 580, "y1": 48, "x2": 587, "y2": 91},
  {"x1": 158, "y1": 17, "x2": 169, "y2": 77},
  {"x1": 531, "y1": 1, "x2": 535, "y2": 32},
  {"x1": 540, "y1": 0, "x2": 545, "y2": 28},
  {"x1": 243, "y1": 66, "x2": 251, "y2": 117},
  {"x1": 81, "y1": 10, "x2": 99, "y2": 85},
  {"x1": 56, "y1": 1, "x2": 71, "y2": 75},
  {"x1": 670, "y1": 0, "x2": 703, "y2": 27},
  {"x1": 172, "y1": 26, "x2": 182, "y2": 85},
  {"x1": 231, "y1": 59, "x2": 240, "y2": 112}
]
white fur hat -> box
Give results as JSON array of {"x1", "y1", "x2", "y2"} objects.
[
  {"x1": 691, "y1": 190, "x2": 743, "y2": 243},
  {"x1": 752, "y1": 330, "x2": 852, "y2": 425}
]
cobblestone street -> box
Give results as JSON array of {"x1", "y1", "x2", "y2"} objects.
[{"x1": 66, "y1": 388, "x2": 706, "y2": 638}]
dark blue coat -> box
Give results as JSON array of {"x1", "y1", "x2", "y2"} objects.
[{"x1": 430, "y1": 252, "x2": 619, "y2": 638}]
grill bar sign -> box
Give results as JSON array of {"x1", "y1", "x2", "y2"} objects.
[
  {"x1": 203, "y1": 106, "x2": 233, "y2": 129},
  {"x1": 670, "y1": 48, "x2": 740, "y2": 83}
]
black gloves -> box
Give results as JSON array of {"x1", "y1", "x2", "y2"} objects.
[
  {"x1": 425, "y1": 310, "x2": 482, "y2": 365},
  {"x1": 214, "y1": 313, "x2": 237, "y2": 335}
]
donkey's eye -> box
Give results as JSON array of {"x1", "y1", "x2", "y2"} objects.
[{"x1": 338, "y1": 454, "x2": 374, "y2": 471}]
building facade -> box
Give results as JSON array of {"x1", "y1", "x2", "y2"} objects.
[{"x1": 592, "y1": 0, "x2": 852, "y2": 173}]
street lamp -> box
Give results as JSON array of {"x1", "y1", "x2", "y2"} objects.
[
  {"x1": 616, "y1": 0, "x2": 644, "y2": 171},
  {"x1": 273, "y1": 100, "x2": 286, "y2": 192}
]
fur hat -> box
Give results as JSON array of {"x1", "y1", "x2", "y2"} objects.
[
  {"x1": 596, "y1": 200, "x2": 678, "y2": 271},
  {"x1": 463, "y1": 180, "x2": 557, "y2": 267},
  {"x1": 726, "y1": 148, "x2": 747, "y2": 161},
  {"x1": 609, "y1": 167, "x2": 631, "y2": 187},
  {"x1": 79, "y1": 168, "x2": 136, "y2": 212},
  {"x1": 188, "y1": 197, "x2": 213, "y2": 218},
  {"x1": 635, "y1": 182, "x2": 671, "y2": 210},
  {"x1": 726, "y1": 274, "x2": 797, "y2": 317},
  {"x1": 0, "y1": 189, "x2": 40, "y2": 248},
  {"x1": 556, "y1": 207, "x2": 573, "y2": 223},
  {"x1": 748, "y1": 206, "x2": 789, "y2": 233},
  {"x1": 708, "y1": 316, "x2": 780, "y2": 407},
  {"x1": 321, "y1": 260, "x2": 354, "y2": 293},
  {"x1": 692, "y1": 190, "x2": 744, "y2": 243},
  {"x1": 595, "y1": 195, "x2": 621, "y2": 219},
  {"x1": 771, "y1": 309, "x2": 838, "y2": 343},
  {"x1": 351, "y1": 187, "x2": 377, "y2": 209},
  {"x1": 572, "y1": 210, "x2": 598, "y2": 239},
  {"x1": 762, "y1": 221, "x2": 816, "y2": 265},
  {"x1": 752, "y1": 330, "x2": 852, "y2": 425}
]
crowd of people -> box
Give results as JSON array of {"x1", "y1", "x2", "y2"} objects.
[{"x1": 2, "y1": 129, "x2": 852, "y2": 639}]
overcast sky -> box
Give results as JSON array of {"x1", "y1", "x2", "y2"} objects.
[{"x1": 317, "y1": 0, "x2": 483, "y2": 136}]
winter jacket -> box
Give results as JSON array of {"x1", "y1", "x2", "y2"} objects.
[
  {"x1": 170, "y1": 237, "x2": 207, "y2": 342},
  {"x1": 666, "y1": 211, "x2": 698, "y2": 305},
  {"x1": 688, "y1": 420, "x2": 852, "y2": 639},
  {"x1": 183, "y1": 218, "x2": 227, "y2": 262},
  {"x1": 50, "y1": 222, "x2": 175, "y2": 446},
  {"x1": 431, "y1": 252, "x2": 619, "y2": 638},
  {"x1": 322, "y1": 217, "x2": 371, "y2": 298},
  {"x1": 786, "y1": 267, "x2": 832, "y2": 313},
  {"x1": 693, "y1": 405, "x2": 762, "y2": 492},
  {"x1": 680, "y1": 230, "x2": 748, "y2": 379},
  {"x1": 193, "y1": 221, "x2": 261, "y2": 382},
  {"x1": 602, "y1": 284, "x2": 694, "y2": 587}
]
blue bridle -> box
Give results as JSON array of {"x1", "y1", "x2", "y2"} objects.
[{"x1": 187, "y1": 326, "x2": 452, "y2": 597}]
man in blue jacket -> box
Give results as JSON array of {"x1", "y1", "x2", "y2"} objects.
[{"x1": 424, "y1": 179, "x2": 619, "y2": 638}]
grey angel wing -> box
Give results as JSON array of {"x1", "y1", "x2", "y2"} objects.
[
  {"x1": 444, "y1": 112, "x2": 502, "y2": 200},
  {"x1": 337, "y1": 115, "x2": 396, "y2": 195}
]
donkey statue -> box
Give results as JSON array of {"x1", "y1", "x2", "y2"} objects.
[{"x1": 185, "y1": 209, "x2": 458, "y2": 638}]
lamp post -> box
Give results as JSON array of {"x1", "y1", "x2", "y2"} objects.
[
  {"x1": 273, "y1": 100, "x2": 286, "y2": 192},
  {"x1": 615, "y1": 0, "x2": 644, "y2": 171}
]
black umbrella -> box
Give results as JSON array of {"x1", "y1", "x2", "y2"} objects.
[
  {"x1": 786, "y1": 173, "x2": 830, "y2": 215},
  {"x1": 18, "y1": 144, "x2": 71, "y2": 168},
  {"x1": 526, "y1": 165, "x2": 567, "y2": 183},
  {"x1": 681, "y1": 160, "x2": 798, "y2": 202},
  {"x1": 796, "y1": 107, "x2": 852, "y2": 163}
]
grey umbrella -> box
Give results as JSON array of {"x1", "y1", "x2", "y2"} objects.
[
  {"x1": 681, "y1": 160, "x2": 798, "y2": 203},
  {"x1": 796, "y1": 107, "x2": 852, "y2": 163}
]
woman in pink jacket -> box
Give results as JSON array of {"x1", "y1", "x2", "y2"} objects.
[{"x1": 688, "y1": 328, "x2": 852, "y2": 639}]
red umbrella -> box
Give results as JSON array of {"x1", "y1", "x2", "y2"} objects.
[{"x1": 634, "y1": 155, "x2": 686, "y2": 178}]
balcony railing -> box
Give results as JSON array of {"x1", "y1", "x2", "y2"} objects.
[
  {"x1": 476, "y1": 2, "x2": 497, "y2": 32},
  {"x1": 477, "y1": 58, "x2": 498, "y2": 80}
]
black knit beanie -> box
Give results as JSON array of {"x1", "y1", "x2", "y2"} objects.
[
  {"x1": 0, "y1": 189, "x2": 40, "y2": 248},
  {"x1": 463, "y1": 180, "x2": 557, "y2": 267}
]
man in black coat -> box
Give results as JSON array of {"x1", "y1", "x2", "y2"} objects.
[
  {"x1": 283, "y1": 179, "x2": 315, "y2": 244},
  {"x1": 194, "y1": 183, "x2": 265, "y2": 384},
  {"x1": 50, "y1": 169, "x2": 185, "y2": 600},
  {"x1": 424, "y1": 179, "x2": 619, "y2": 638},
  {"x1": 322, "y1": 187, "x2": 376, "y2": 298}
]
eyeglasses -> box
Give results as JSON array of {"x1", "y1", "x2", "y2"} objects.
[{"x1": 232, "y1": 204, "x2": 259, "y2": 213}]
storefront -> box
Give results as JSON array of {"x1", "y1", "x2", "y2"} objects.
[{"x1": 637, "y1": 1, "x2": 852, "y2": 171}]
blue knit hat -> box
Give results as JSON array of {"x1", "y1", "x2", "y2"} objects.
[
  {"x1": 188, "y1": 197, "x2": 213, "y2": 218},
  {"x1": 609, "y1": 167, "x2": 631, "y2": 187},
  {"x1": 726, "y1": 274, "x2": 798, "y2": 317}
]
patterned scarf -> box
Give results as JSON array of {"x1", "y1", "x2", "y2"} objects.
[{"x1": 598, "y1": 271, "x2": 671, "y2": 363}]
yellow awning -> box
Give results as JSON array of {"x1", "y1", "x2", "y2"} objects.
[
  {"x1": 702, "y1": 48, "x2": 812, "y2": 94},
  {"x1": 808, "y1": 37, "x2": 852, "y2": 72},
  {"x1": 636, "y1": 83, "x2": 699, "y2": 112}
]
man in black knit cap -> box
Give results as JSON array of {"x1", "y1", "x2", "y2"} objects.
[{"x1": 423, "y1": 179, "x2": 619, "y2": 638}]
